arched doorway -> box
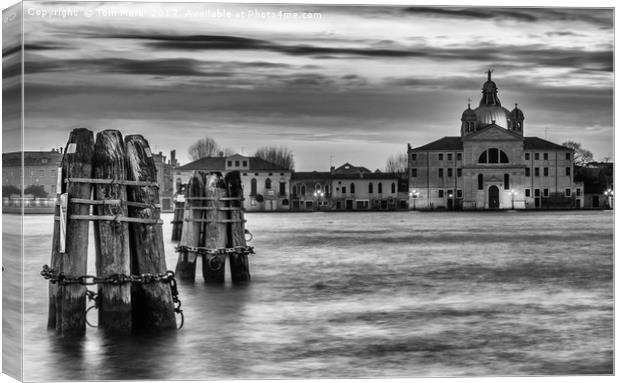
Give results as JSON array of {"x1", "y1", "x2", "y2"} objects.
[{"x1": 488, "y1": 185, "x2": 500, "y2": 209}]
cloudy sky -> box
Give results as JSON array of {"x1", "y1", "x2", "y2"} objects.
[{"x1": 3, "y1": 1, "x2": 614, "y2": 170}]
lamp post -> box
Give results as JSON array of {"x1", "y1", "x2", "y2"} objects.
[
  {"x1": 604, "y1": 188, "x2": 613, "y2": 209},
  {"x1": 409, "y1": 189, "x2": 420, "y2": 210},
  {"x1": 313, "y1": 190, "x2": 324, "y2": 210},
  {"x1": 509, "y1": 189, "x2": 517, "y2": 210}
]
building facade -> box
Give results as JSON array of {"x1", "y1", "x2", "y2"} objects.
[
  {"x1": 291, "y1": 163, "x2": 409, "y2": 210},
  {"x1": 152, "y1": 150, "x2": 177, "y2": 212},
  {"x1": 175, "y1": 154, "x2": 292, "y2": 211},
  {"x1": 408, "y1": 71, "x2": 580, "y2": 210},
  {"x1": 2, "y1": 149, "x2": 63, "y2": 197}
]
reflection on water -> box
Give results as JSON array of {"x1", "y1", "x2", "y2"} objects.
[{"x1": 5, "y1": 211, "x2": 613, "y2": 380}]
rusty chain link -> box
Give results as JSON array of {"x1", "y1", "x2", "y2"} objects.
[{"x1": 175, "y1": 245, "x2": 254, "y2": 257}]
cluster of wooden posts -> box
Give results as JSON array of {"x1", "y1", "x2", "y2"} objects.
[
  {"x1": 172, "y1": 170, "x2": 252, "y2": 284},
  {"x1": 46, "y1": 128, "x2": 178, "y2": 336}
]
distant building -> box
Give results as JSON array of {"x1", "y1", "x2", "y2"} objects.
[
  {"x1": 175, "y1": 153, "x2": 292, "y2": 211},
  {"x1": 291, "y1": 163, "x2": 408, "y2": 210},
  {"x1": 408, "y1": 71, "x2": 580, "y2": 210},
  {"x1": 575, "y1": 162, "x2": 613, "y2": 208},
  {"x1": 2, "y1": 149, "x2": 63, "y2": 197},
  {"x1": 152, "y1": 150, "x2": 177, "y2": 212}
]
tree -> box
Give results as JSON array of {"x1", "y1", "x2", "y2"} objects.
[
  {"x1": 385, "y1": 151, "x2": 408, "y2": 179},
  {"x1": 254, "y1": 145, "x2": 295, "y2": 170},
  {"x1": 2, "y1": 184, "x2": 21, "y2": 197},
  {"x1": 188, "y1": 137, "x2": 222, "y2": 160},
  {"x1": 562, "y1": 140, "x2": 593, "y2": 166},
  {"x1": 24, "y1": 184, "x2": 48, "y2": 198}
]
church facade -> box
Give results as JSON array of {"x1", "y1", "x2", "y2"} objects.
[{"x1": 407, "y1": 71, "x2": 582, "y2": 210}]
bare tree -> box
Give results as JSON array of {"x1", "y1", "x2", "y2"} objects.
[
  {"x1": 562, "y1": 140, "x2": 593, "y2": 166},
  {"x1": 188, "y1": 137, "x2": 221, "y2": 160},
  {"x1": 385, "y1": 151, "x2": 408, "y2": 179},
  {"x1": 254, "y1": 145, "x2": 295, "y2": 170}
]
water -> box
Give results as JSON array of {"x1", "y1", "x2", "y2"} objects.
[{"x1": 3, "y1": 211, "x2": 614, "y2": 380}]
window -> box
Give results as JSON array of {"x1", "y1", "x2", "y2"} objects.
[
  {"x1": 324, "y1": 185, "x2": 330, "y2": 194},
  {"x1": 235, "y1": 161, "x2": 240, "y2": 167},
  {"x1": 534, "y1": 153, "x2": 540, "y2": 160},
  {"x1": 504, "y1": 174, "x2": 510, "y2": 190},
  {"x1": 378, "y1": 183, "x2": 383, "y2": 194},
  {"x1": 438, "y1": 168, "x2": 443, "y2": 178},
  {"x1": 535, "y1": 189, "x2": 540, "y2": 197},
  {"x1": 438, "y1": 153, "x2": 443, "y2": 161},
  {"x1": 525, "y1": 168, "x2": 530, "y2": 177},
  {"x1": 565, "y1": 167, "x2": 571, "y2": 176},
  {"x1": 457, "y1": 168, "x2": 462, "y2": 177},
  {"x1": 301, "y1": 185, "x2": 306, "y2": 196},
  {"x1": 576, "y1": 188, "x2": 581, "y2": 196},
  {"x1": 543, "y1": 167, "x2": 549, "y2": 176},
  {"x1": 534, "y1": 168, "x2": 540, "y2": 177},
  {"x1": 457, "y1": 153, "x2": 462, "y2": 161},
  {"x1": 391, "y1": 182, "x2": 396, "y2": 193},
  {"x1": 250, "y1": 178, "x2": 257, "y2": 196},
  {"x1": 292, "y1": 185, "x2": 297, "y2": 195},
  {"x1": 342, "y1": 186, "x2": 347, "y2": 194},
  {"x1": 477, "y1": 174, "x2": 483, "y2": 190},
  {"x1": 279, "y1": 182, "x2": 286, "y2": 196},
  {"x1": 478, "y1": 151, "x2": 487, "y2": 163},
  {"x1": 368, "y1": 182, "x2": 373, "y2": 193},
  {"x1": 543, "y1": 153, "x2": 548, "y2": 161},
  {"x1": 447, "y1": 190, "x2": 453, "y2": 198},
  {"x1": 243, "y1": 160, "x2": 247, "y2": 167},
  {"x1": 543, "y1": 189, "x2": 549, "y2": 197},
  {"x1": 525, "y1": 189, "x2": 531, "y2": 197},
  {"x1": 447, "y1": 153, "x2": 452, "y2": 161},
  {"x1": 500, "y1": 151, "x2": 509, "y2": 163},
  {"x1": 411, "y1": 153, "x2": 417, "y2": 161},
  {"x1": 457, "y1": 190, "x2": 462, "y2": 198},
  {"x1": 50, "y1": 169, "x2": 57, "y2": 177},
  {"x1": 350, "y1": 183, "x2": 356, "y2": 194},
  {"x1": 265, "y1": 178, "x2": 272, "y2": 189},
  {"x1": 525, "y1": 153, "x2": 530, "y2": 161},
  {"x1": 227, "y1": 161, "x2": 233, "y2": 167},
  {"x1": 269, "y1": 173, "x2": 273, "y2": 176},
  {"x1": 411, "y1": 168, "x2": 417, "y2": 177},
  {"x1": 478, "y1": 148, "x2": 509, "y2": 163},
  {"x1": 489, "y1": 148, "x2": 499, "y2": 163},
  {"x1": 566, "y1": 153, "x2": 571, "y2": 161},
  {"x1": 438, "y1": 190, "x2": 444, "y2": 198},
  {"x1": 565, "y1": 189, "x2": 571, "y2": 197},
  {"x1": 447, "y1": 168, "x2": 453, "y2": 177}
]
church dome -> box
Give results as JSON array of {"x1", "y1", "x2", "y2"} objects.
[
  {"x1": 475, "y1": 105, "x2": 511, "y2": 128},
  {"x1": 461, "y1": 105, "x2": 477, "y2": 120}
]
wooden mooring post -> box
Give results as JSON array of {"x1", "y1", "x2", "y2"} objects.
[
  {"x1": 171, "y1": 200, "x2": 184, "y2": 242},
  {"x1": 49, "y1": 128, "x2": 94, "y2": 335},
  {"x1": 175, "y1": 172, "x2": 205, "y2": 281},
  {"x1": 202, "y1": 173, "x2": 228, "y2": 283},
  {"x1": 93, "y1": 130, "x2": 132, "y2": 332},
  {"x1": 125, "y1": 135, "x2": 177, "y2": 330},
  {"x1": 225, "y1": 171, "x2": 251, "y2": 283}
]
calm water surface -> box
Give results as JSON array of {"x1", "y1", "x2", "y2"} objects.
[{"x1": 4, "y1": 211, "x2": 614, "y2": 380}]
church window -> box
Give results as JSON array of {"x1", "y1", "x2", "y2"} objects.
[
  {"x1": 412, "y1": 153, "x2": 417, "y2": 161},
  {"x1": 566, "y1": 152, "x2": 571, "y2": 161},
  {"x1": 525, "y1": 168, "x2": 530, "y2": 177},
  {"x1": 543, "y1": 167, "x2": 549, "y2": 176},
  {"x1": 438, "y1": 190, "x2": 444, "y2": 198},
  {"x1": 477, "y1": 174, "x2": 483, "y2": 190},
  {"x1": 534, "y1": 168, "x2": 540, "y2": 177},
  {"x1": 543, "y1": 153, "x2": 549, "y2": 161},
  {"x1": 478, "y1": 151, "x2": 487, "y2": 163},
  {"x1": 565, "y1": 189, "x2": 571, "y2": 197},
  {"x1": 350, "y1": 183, "x2": 356, "y2": 194},
  {"x1": 301, "y1": 185, "x2": 306, "y2": 196},
  {"x1": 534, "y1": 153, "x2": 540, "y2": 160},
  {"x1": 369, "y1": 182, "x2": 374, "y2": 193},
  {"x1": 457, "y1": 168, "x2": 462, "y2": 177},
  {"x1": 411, "y1": 168, "x2": 417, "y2": 177},
  {"x1": 500, "y1": 151, "x2": 509, "y2": 163},
  {"x1": 525, "y1": 189, "x2": 530, "y2": 197},
  {"x1": 438, "y1": 153, "x2": 444, "y2": 161},
  {"x1": 250, "y1": 178, "x2": 257, "y2": 196},
  {"x1": 447, "y1": 168, "x2": 453, "y2": 177},
  {"x1": 543, "y1": 189, "x2": 549, "y2": 197},
  {"x1": 279, "y1": 182, "x2": 286, "y2": 196},
  {"x1": 525, "y1": 153, "x2": 530, "y2": 160},
  {"x1": 457, "y1": 153, "x2": 462, "y2": 161},
  {"x1": 378, "y1": 183, "x2": 383, "y2": 194},
  {"x1": 438, "y1": 168, "x2": 443, "y2": 178},
  {"x1": 489, "y1": 148, "x2": 499, "y2": 163},
  {"x1": 391, "y1": 182, "x2": 396, "y2": 193},
  {"x1": 565, "y1": 167, "x2": 571, "y2": 176},
  {"x1": 447, "y1": 153, "x2": 452, "y2": 161},
  {"x1": 504, "y1": 174, "x2": 510, "y2": 190},
  {"x1": 265, "y1": 178, "x2": 272, "y2": 189}
]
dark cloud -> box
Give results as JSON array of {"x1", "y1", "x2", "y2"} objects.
[{"x1": 403, "y1": 7, "x2": 538, "y2": 22}]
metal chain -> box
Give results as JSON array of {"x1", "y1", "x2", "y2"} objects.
[
  {"x1": 40, "y1": 265, "x2": 184, "y2": 329},
  {"x1": 175, "y1": 245, "x2": 255, "y2": 257}
]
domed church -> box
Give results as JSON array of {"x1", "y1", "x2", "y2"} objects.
[{"x1": 407, "y1": 71, "x2": 582, "y2": 210}]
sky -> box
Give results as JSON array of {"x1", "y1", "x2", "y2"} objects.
[{"x1": 2, "y1": 0, "x2": 614, "y2": 170}]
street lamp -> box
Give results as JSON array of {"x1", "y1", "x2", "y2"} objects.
[
  {"x1": 409, "y1": 189, "x2": 420, "y2": 210},
  {"x1": 509, "y1": 189, "x2": 517, "y2": 210},
  {"x1": 313, "y1": 190, "x2": 325, "y2": 210},
  {"x1": 604, "y1": 188, "x2": 613, "y2": 209}
]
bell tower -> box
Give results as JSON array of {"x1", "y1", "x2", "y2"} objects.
[{"x1": 510, "y1": 103, "x2": 525, "y2": 135}]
